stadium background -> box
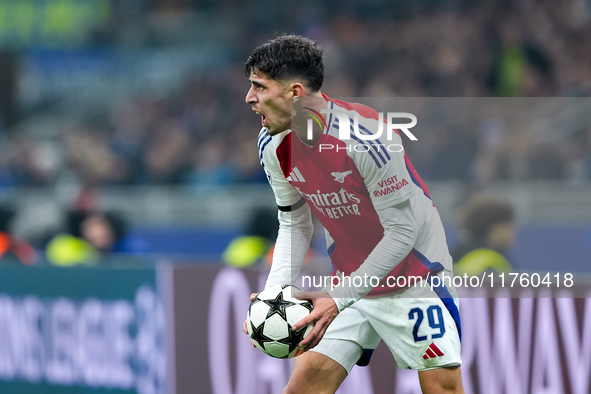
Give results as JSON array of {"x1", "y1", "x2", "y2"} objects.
[{"x1": 0, "y1": 0, "x2": 590, "y2": 393}]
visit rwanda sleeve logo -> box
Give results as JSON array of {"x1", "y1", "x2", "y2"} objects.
[{"x1": 373, "y1": 175, "x2": 409, "y2": 197}]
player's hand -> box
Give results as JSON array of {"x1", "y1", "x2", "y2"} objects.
[
  {"x1": 292, "y1": 291, "x2": 339, "y2": 351},
  {"x1": 243, "y1": 292, "x2": 259, "y2": 348}
]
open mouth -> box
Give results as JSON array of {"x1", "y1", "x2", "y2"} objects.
[{"x1": 254, "y1": 109, "x2": 268, "y2": 127}]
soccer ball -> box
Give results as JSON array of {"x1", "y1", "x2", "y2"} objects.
[{"x1": 247, "y1": 284, "x2": 314, "y2": 358}]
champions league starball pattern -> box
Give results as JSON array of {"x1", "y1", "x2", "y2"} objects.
[{"x1": 246, "y1": 284, "x2": 314, "y2": 358}]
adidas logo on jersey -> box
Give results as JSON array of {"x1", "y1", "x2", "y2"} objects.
[
  {"x1": 422, "y1": 342, "x2": 444, "y2": 360},
  {"x1": 287, "y1": 167, "x2": 306, "y2": 182},
  {"x1": 331, "y1": 170, "x2": 352, "y2": 183}
]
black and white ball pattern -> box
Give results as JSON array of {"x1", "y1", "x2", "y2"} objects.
[{"x1": 247, "y1": 284, "x2": 314, "y2": 358}]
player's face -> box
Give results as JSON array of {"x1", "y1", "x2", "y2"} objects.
[{"x1": 246, "y1": 71, "x2": 293, "y2": 136}]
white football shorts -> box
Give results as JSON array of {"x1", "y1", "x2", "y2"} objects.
[{"x1": 311, "y1": 275, "x2": 462, "y2": 373}]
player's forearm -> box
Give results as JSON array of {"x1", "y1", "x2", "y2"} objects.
[
  {"x1": 265, "y1": 207, "x2": 314, "y2": 288},
  {"x1": 328, "y1": 199, "x2": 417, "y2": 311}
]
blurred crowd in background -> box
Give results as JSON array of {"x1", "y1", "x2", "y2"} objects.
[
  {"x1": 0, "y1": 0, "x2": 590, "y2": 194},
  {"x1": 0, "y1": 0, "x2": 589, "y2": 268}
]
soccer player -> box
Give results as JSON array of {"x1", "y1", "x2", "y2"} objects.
[{"x1": 243, "y1": 34, "x2": 464, "y2": 393}]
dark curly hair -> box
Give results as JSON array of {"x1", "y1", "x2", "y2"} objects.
[{"x1": 245, "y1": 34, "x2": 324, "y2": 92}]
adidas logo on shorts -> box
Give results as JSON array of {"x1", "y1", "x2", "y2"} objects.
[{"x1": 422, "y1": 342, "x2": 444, "y2": 360}]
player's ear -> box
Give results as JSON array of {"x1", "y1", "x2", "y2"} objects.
[{"x1": 291, "y1": 82, "x2": 307, "y2": 98}]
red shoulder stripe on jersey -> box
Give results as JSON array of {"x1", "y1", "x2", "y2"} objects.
[
  {"x1": 322, "y1": 94, "x2": 400, "y2": 137},
  {"x1": 276, "y1": 132, "x2": 292, "y2": 179},
  {"x1": 405, "y1": 157, "x2": 432, "y2": 200}
]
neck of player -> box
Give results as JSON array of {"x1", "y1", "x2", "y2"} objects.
[{"x1": 292, "y1": 95, "x2": 327, "y2": 147}]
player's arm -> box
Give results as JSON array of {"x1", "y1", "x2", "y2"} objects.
[
  {"x1": 327, "y1": 198, "x2": 417, "y2": 309},
  {"x1": 265, "y1": 202, "x2": 314, "y2": 288},
  {"x1": 328, "y1": 129, "x2": 418, "y2": 309},
  {"x1": 244, "y1": 130, "x2": 313, "y2": 337},
  {"x1": 258, "y1": 129, "x2": 314, "y2": 288}
]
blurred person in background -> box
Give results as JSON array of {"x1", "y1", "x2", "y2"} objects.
[
  {"x1": 186, "y1": 138, "x2": 238, "y2": 192},
  {"x1": 0, "y1": 205, "x2": 37, "y2": 266},
  {"x1": 139, "y1": 119, "x2": 193, "y2": 184},
  {"x1": 46, "y1": 210, "x2": 151, "y2": 267},
  {"x1": 222, "y1": 207, "x2": 278, "y2": 268},
  {"x1": 451, "y1": 192, "x2": 516, "y2": 276}
]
